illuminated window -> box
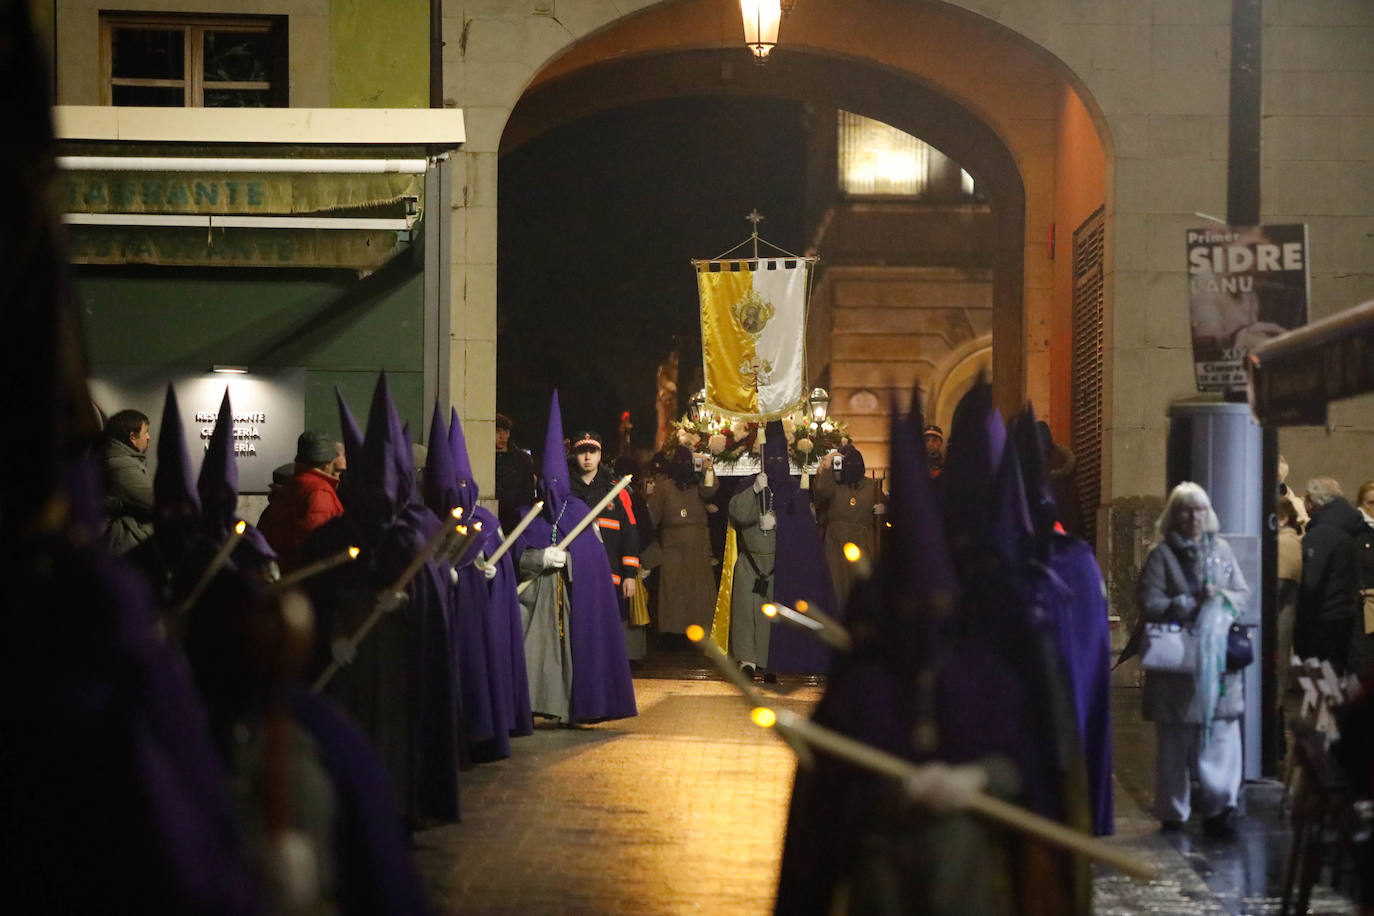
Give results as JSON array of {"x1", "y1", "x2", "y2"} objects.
[
  {"x1": 101, "y1": 13, "x2": 287, "y2": 107},
  {"x1": 837, "y1": 111, "x2": 976, "y2": 199}
]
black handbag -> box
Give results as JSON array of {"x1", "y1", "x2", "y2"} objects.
[{"x1": 1225, "y1": 623, "x2": 1254, "y2": 671}]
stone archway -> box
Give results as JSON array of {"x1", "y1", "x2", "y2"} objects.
[
  {"x1": 447, "y1": 0, "x2": 1109, "y2": 506},
  {"x1": 925, "y1": 333, "x2": 993, "y2": 436}
]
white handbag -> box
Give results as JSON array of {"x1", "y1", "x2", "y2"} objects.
[{"x1": 1140, "y1": 622, "x2": 1198, "y2": 673}]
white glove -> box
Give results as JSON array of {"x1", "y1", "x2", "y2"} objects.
[
  {"x1": 753, "y1": 472, "x2": 768, "y2": 493},
  {"x1": 542, "y1": 547, "x2": 568, "y2": 570},
  {"x1": 873, "y1": 502, "x2": 886, "y2": 516},
  {"x1": 483, "y1": 560, "x2": 497, "y2": 581},
  {"x1": 759, "y1": 511, "x2": 776, "y2": 532},
  {"x1": 903, "y1": 763, "x2": 988, "y2": 814},
  {"x1": 331, "y1": 638, "x2": 357, "y2": 667},
  {"x1": 375, "y1": 590, "x2": 407, "y2": 614},
  {"x1": 450, "y1": 568, "x2": 460, "y2": 585}
]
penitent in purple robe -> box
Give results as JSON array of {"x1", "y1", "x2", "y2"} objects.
[
  {"x1": 450, "y1": 407, "x2": 532, "y2": 743},
  {"x1": 1048, "y1": 533, "x2": 1114, "y2": 835},
  {"x1": 761, "y1": 420, "x2": 837, "y2": 674},
  {"x1": 514, "y1": 391, "x2": 637, "y2": 724},
  {"x1": 423, "y1": 401, "x2": 498, "y2": 759}
]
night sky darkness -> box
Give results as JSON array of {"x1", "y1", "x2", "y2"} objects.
[{"x1": 497, "y1": 96, "x2": 809, "y2": 452}]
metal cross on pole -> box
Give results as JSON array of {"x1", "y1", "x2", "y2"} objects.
[{"x1": 746, "y1": 208, "x2": 764, "y2": 258}]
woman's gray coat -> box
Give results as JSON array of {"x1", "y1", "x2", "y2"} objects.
[{"x1": 1137, "y1": 532, "x2": 1249, "y2": 724}]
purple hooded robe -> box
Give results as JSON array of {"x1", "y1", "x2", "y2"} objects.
[
  {"x1": 303, "y1": 376, "x2": 460, "y2": 825},
  {"x1": 761, "y1": 419, "x2": 837, "y2": 674},
  {"x1": 450, "y1": 407, "x2": 532, "y2": 741},
  {"x1": 513, "y1": 391, "x2": 637, "y2": 723}
]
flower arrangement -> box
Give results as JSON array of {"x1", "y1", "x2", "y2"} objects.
[{"x1": 664, "y1": 407, "x2": 849, "y2": 470}]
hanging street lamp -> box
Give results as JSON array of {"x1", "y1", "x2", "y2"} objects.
[{"x1": 740, "y1": 0, "x2": 783, "y2": 61}]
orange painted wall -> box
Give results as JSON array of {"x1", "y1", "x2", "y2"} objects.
[{"x1": 1050, "y1": 85, "x2": 1105, "y2": 442}]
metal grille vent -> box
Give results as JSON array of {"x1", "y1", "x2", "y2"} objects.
[{"x1": 1070, "y1": 207, "x2": 1105, "y2": 548}]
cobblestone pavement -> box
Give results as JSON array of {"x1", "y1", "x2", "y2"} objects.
[{"x1": 414, "y1": 679, "x2": 1358, "y2": 915}]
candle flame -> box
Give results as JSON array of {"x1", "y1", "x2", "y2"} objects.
[
  {"x1": 473, "y1": 521, "x2": 483, "y2": 531},
  {"x1": 843, "y1": 542, "x2": 862, "y2": 563},
  {"x1": 795, "y1": 599, "x2": 809, "y2": 613},
  {"x1": 761, "y1": 603, "x2": 778, "y2": 617},
  {"x1": 456, "y1": 525, "x2": 468, "y2": 535},
  {"x1": 347, "y1": 547, "x2": 360, "y2": 559},
  {"x1": 451, "y1": 507, "x2": 463, "y2": 519},
  {"x1": 751, "y1": 707, "x2": 777, "y2": 729},
  {"x1": 685, "y1": 624, "x2": 705, "y2": 643},
  {"x1": 234, "y1": 520, "x2": 247, "y2": 535}
]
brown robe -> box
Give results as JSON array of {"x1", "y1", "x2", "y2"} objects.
[
  {"x1": 646, "y1": 474, "x2": 719, "y2": 633},
  {"x1": 813, "y1": 470, "x2": 881, "y2": 611}
]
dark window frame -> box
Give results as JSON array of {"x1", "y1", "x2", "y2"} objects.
[{"x1": 100, "y1": 12, "x2": 288, "y2": 108}]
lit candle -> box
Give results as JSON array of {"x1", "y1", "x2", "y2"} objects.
[
  {"x1": 174, "y1": 519, "x2": 246, "y2": 614},
  {"x1": 271, "y1": 546, "x2": 360, "y2": 591},
  {"x1": 483, "y1": 500, "x2": 545, "y2": 569},
  {"x1": 313, "y1": 521, "x2": 477, "y2": 693},
  {"x1": 771, "y1": 601, "x2": 852, "y2": 652},
  {"x1": 754, "y1": 707, "x2": 1158, "y2": 881}
]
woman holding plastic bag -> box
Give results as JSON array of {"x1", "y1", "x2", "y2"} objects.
[{"x1": 1137, "y1": 482, "x2": 1250, "y2": 837}]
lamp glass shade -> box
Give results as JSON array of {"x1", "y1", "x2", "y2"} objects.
[
  {"x1": 809, "y1": 387, "x2": 830, "y2": 421},
  {"x1": 741, "y1": 0, "x2": 782, "y2": 59}
]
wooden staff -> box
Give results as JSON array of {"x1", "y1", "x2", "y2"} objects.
[
  {"x1": 516, "y1": 476, "x2": 633, "y2": 596},
  {"x1": 312, "y1": 520, "x2": 477, "y2": 693},
  {"x1": 756, "y1": 706, "x2": 1157, "y2": 881},
  {"x1": 767, "y1": 601, "x2": 853, "y2": 652},
  {"x1": 173, "y1": 520, "x2": 246, "y2": 615},
  {"x1": 480, "y1": 500, "x2": 545, "y2": 570},
  {"x1": 270, "y1": 546, "x2": 360, "y2": 591}
]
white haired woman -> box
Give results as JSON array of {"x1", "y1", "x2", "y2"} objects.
[{"x1": 1137, "y1": 481, "x2": 1250, "y2": 837}]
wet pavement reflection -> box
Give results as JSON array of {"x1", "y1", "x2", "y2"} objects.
[{"x1": 412, "y1": 677, "x2": 1358, "y2": 914}]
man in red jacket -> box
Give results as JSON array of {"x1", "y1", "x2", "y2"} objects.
[{"x1": 258, "y1": 430, "x2": 344, "y2": 572}]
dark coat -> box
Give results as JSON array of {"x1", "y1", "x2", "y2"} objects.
[
  {"x1": 101, "y1": 438, "x2": 154, "y2": 554},
  {"x1": 570, "y1": 467, "x2": 640, "y2": 591},
  {"x1": 1296, "y1": 498, "x2": 1364, "y2": 663},
  {"x1": 495, "y1": 447, "x2": 536, "y2": 533}
]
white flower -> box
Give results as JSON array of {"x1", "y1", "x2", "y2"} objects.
[
  {"x1": 677, "y1": 430, "x2": 694, "y2": 446},
  {"x1": 689, "y1": 433, "x2": 701, "y2": 447},
  {"x1": 730, "y1": 420, "x2": 749, "y2": 439},
  {"x1": 781, "y1": 416, "x2": 796, "y2": 436},
  {"x1": 708, "y1": 433, "x2": 727, "y2": 454},
  {"x1": 796, "y1": 437, "x2": 814, "y2": 454}
]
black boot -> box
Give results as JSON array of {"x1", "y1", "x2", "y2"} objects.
[{"x1": 1202, "y1": 806, "x2": 1236, "y2": 838}]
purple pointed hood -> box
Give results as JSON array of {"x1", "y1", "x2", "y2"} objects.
[
  {"x1": 1010, "y1": 405, "x2": 1058, "y2": 558},
  {"x1": 349, "y1": 373, "x2": 412, "y2": 524},
  {"x1": 335, "y1": 387, "x2": 363, "y2": 468},
  {"x1": 422, "y1": 400, "x2": 460, "y2": 518},
  {"x1": 991, "y1": 429, "x2": 1034, "y2": 566},
  {"x1": 154, "y1": 383, "x2": 200, "y2": 540},
  {"x1": 761, "y1": 419, "x2": 793, "y2": 487},
  {"x1": 538, "y1": 391, "x2": 570, "y2": 519},
  {"x1": 448, "y1": 407, "x2": 478, "y2": 517},
  {"x1": 937, "y1": 379, "x2": 1001, "y2": 562},
  {"x1": 890, "y1": 388, "x2": 959, "y2": 606},
  {"x1": 197, "y1": 388, "x2": 238, "y2": 535}
]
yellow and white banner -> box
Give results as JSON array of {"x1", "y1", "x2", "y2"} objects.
[{"x1": 696, "y1": 257, "x2": 811, "y2": 419}]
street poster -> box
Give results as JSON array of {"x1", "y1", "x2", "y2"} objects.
[{"x1": 1186, "y1": 224, "x2": 1309, "y2": 392}]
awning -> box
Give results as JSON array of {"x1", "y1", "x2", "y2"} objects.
[
  {"x1": 1246, "y1": 299, "x2": 1374, "y2": 426},
  {"x1": 54, "y1": 107, "x2": 462, "y2": 271},
  {"x1": 59, "y1": 157, "x2": 425, "y2": 270}
]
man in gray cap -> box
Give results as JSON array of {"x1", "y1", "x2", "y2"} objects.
[{"x1": 257, "y1": 430, "x2": 345, "y2": 571}]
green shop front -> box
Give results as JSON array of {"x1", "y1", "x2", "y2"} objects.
[{"x1": 58, "y1": 106, "x2": 462, "y2": 494}]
